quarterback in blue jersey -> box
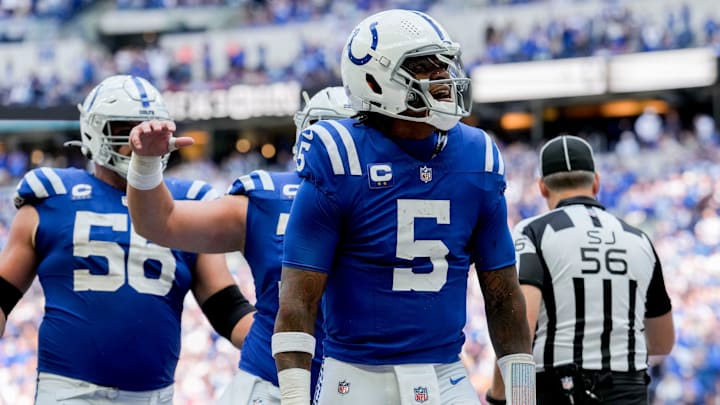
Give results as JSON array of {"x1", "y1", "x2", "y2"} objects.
[
  {"x1": 124, "y1": 87, "x2": 354, "y2": 405},
  {"x1": 0, "y1": 75, "x2": 255, "y2": 404},
  {"x1": 272, "y1": 9, "x2": 536, "y2": 405}
]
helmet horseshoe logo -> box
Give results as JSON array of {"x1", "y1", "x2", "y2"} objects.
[{"x1": 347, "y1": 21, "x2": 379, "y2": 66}]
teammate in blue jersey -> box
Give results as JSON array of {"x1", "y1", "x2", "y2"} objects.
[
  {"x1": 272, "y1": 9, "x2": 536, "y2": 405},
  {"x1": 0, "y1": 75, "x2": 255, "y2": 404},
  {"x1": 123, "y1": 87, "x2": 354, "y2": 404}
]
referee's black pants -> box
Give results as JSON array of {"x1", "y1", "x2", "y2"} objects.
[{"x1": 537, "y1": 368, "x2": 650, "y2": 405}]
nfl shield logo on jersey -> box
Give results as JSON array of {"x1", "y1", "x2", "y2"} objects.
[
  {"x1": 251, "y1": 399, "x2": 263, "y2": 405},
  {"x1": 419, "y1": 166, "x2": 432, "y2": 183},
  {"x1": 561, "y1": 376, "x2": 575, "y2": 391},
  {"x1": 337, "y1": 380, "x2": 350, "y2": 395},
  {"x1": 414, "y1": 386, "x2": 429, "y2": 403}
]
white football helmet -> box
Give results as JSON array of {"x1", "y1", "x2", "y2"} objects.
[
  {"x1": 340, "y1": 9, "x2": 472, "y2": 131},
  {"x1": 293, "y1": 86, "x2": 354, "y2": 135},
  {"x1": 76, "y1": 75, "x2": 171, "y2": 177},
  {"x1": 292, "y1": 86, "x2": 354, "y2": 156}
]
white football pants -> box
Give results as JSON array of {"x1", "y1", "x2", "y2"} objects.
[
  {"x1": 215, "y1": 368, "x2": 281, "y2": 405},
  {"x1": 313, "y1": 357, "x2": 480, "y2": 405},
  {"x1": 35, "y1": 372, "x2": 173, "y2": 405}
]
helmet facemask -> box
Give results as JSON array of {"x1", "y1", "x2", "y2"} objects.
[
  {"x1": 391, "y1": 46, "x2": 472, "y2": 131},
  {"x1": 76, "y1": 75, "x2": 171, "y2": 178},
  {"x1": 94, "y1": 119, "x2": 168, "y2": 178}
]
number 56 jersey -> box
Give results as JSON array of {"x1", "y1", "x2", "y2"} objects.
[
  {"x1": 13, "y1": 167, "x2": 218, "y2": 391},
  {"x1": 283, "y1": 119, "x2": 516, "y2": 365},
  {"x1": 512, "y1": 196, "x2": 672, "y2": 372}
]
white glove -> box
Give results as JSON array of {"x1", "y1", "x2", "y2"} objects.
[{"x1": 497, "y1": 353, "x2": 536, "y2": 405}]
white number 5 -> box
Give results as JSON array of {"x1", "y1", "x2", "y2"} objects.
[
  {"x1": 72, "y1": 211, "x2": 176, "y2": 296},
  {"x1": 392, "y1": 199, "x2": 450, "y2": 292},
  {"x1": 295, "y1": 131, "x2": 312, "y2": 172}
]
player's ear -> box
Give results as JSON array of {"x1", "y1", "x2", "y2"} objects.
[
  {"x1": 538, "y1": 178, "x2": 549, "y2": 198},
  {"x1": 592, "y1": 172, "x2": 600, "y2": 195}
]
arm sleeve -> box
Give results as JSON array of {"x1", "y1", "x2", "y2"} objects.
[
  {"x1": 472, "y1": 177, "x2": 516, "y2": 272},
  {"x1": 200, "y1": 285, "x2": 255, "y2": 341},
  {"x1": 282, "y1": 180, "x2": 342, "y2": 274},
  {"x1": 645, "y1": 245, "x2": 672, "y2": 318}
]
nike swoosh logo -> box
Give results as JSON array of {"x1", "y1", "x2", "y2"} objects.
[{"x1": 449, "y1": 376, "x2": 466, "y2": 385}]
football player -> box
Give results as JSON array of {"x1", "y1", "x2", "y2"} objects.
[
  {"x1": 272, "y1": 9, "x2": 536, "y2": 405},
  {"x1": 0, "y1": 75, "x2": 255, "y2": 404},
  {"x1": 124, "y1": 87, "x2": 354, "y2": 404}
]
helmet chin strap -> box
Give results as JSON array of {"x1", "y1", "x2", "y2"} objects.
[
  {"x1": 426, "y1": 112, "x2": 460, "y2": 132},
  {"x1": 431, "y1": 130, "x2": 448, "y2": 160},
  {"x1": 402, "y1": 86, "x2": 462, "y2": 131}
]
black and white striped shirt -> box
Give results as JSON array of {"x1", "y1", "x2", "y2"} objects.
[{"x1": 513, "y1": 196, "x2": 672, "y2": 372}]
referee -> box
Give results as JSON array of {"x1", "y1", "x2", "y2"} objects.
[{"x1": 488, "y1": 135, "x2": 674, "y2": 405}]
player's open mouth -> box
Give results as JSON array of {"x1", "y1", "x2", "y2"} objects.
[{"x1": 431, "y1": 88, "x2": 452, "y2": 101}]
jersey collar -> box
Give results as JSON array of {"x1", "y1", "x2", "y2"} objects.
[{"x1": 556, "y1": 196, "x2": 605, "y2": 210}]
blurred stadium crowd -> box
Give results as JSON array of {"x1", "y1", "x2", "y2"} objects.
[
  {"x1": 2, "y1": 0, "x2": 720, "y2": 106},
  {"x1": 1, "y1": 123, "x2": 719, "y2": 404},
  {"x1": 1, "y1": 0, "x2": 720, "y2": 404}
]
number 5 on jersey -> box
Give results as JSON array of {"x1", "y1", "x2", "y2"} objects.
[{"x1": 393, "y1": 199, "x2": 450, "y2": 292}]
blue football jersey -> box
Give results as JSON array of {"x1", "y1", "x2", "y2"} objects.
[
  {"x1": 13, "y1": 167, "x2": 218, "y2": 391},
  {"x1": 283, "y1": 119, "x2": 516, "y2": 365},
  {"x1": 227, "y1": 170, "x2": 324, "y2": 390}
]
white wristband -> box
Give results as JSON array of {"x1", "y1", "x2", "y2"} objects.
[
  {"x1": 277, "y1": 368, "x2": 311, "y2": 405},
  {"x1": 271, "y1": 332, "x2": 316, "y2": 357},
  {"x1": 127, "y1": 154, "x2": 163, "y2": 190},
  {"x1": 498, "y1": 353, "x2": 536, "y2": 405}
]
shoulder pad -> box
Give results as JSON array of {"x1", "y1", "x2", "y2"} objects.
[
  {"x1": 14, "y1": 168, "x2": 69, "y2": 208},
  {"x1": 296, "y1": 120, "x2": 362, "y2": 189},
  {"x1": 165, "y1": 178, "x2": 219, "y2": 201},
  {"x1": 227, "y1": 170, "x2": 276, "y2": 196},
  {"x1": 479, "y1": 129, "x2": 506, "y2": 176},
  {"x1": 512, "y1": 216, "x2": 535, "y2": 235},
  {"x1": 454, "y1": 125, "x2": 506, "y2": 176}
]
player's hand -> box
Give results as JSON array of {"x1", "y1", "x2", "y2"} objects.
[{"x1": 129, "y1": 120, "x2": 194, "y2": 156}]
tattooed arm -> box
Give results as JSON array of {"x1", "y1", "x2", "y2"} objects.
[
  {"x1": 274, "y1": 266, "x2": 326, "y2": 370},
  {"x1": 487, "y1": 279, "x2": 540, "y2": 402},
  {"x1": 477, "y1": 264, "x2": 533, "y2": 356},
  {"x1": 272, "y1": 266, "x2": 327, "y2": 404},
  {"x1": 479, "y1": 264, "x2": 536, "y2": 404}
]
